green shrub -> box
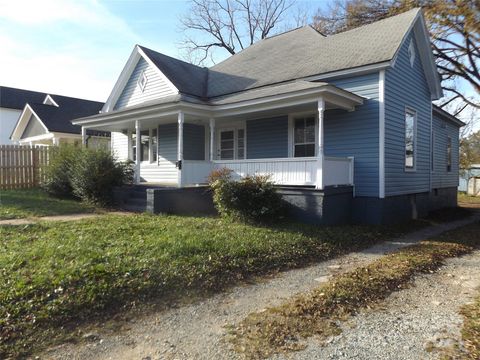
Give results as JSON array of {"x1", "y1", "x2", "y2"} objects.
[
  {"x1": 209, "y1": 168, "x2": 284, "y2": 223},
  {"x1": 42, "y1": 145, "x2": 77, "y2": 197},
  {"x1": 42, "y1": 145, "x2": 134, "y2": 205},
  {"x1": 69, "y1": 148, "x2": 134, "y2": 205}
]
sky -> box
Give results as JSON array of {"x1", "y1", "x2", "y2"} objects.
[
  {"x1": 0, "y1": 0, "x2": 477, "y2": 129},
  {"x1": 0, "y1": 0, "x2": 322, "y2": 102}
]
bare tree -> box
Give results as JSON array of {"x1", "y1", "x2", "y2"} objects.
[
  {"x1": 180, "y1": 0, "x2": 294, "y2": 64},
  {"x1": 312, "y1": 0, "x2": 480, "y2": 114}
]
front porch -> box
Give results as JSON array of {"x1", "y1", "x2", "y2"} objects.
[{"x1": 74, "y1": 84, "x2": 364, "y2": 190}]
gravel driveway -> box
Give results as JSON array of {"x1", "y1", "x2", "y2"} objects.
[{"x1": 41, "y1": 214, "x2": 479, "y2": 360}]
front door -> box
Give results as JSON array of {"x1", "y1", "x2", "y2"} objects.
[{"x1": 218, "y1": 129, "x2": 235, "y2": 160}]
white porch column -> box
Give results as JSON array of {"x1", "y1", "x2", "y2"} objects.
[
  {"x1": 316, "y1": 98, "x2": 325, "y2": 189},
  {"x1": 127, "y1": 129, "x2": 133, "y2": 160},
  {"x1": 177, "y1": 112, "x2": 184, "y2": 187},
  {"x1": 135, "y1": 120, "x2": 141, "y2": 184},
  {"x1": 81, "y1": 126, "x2": 87, "y2": 147},
  {"x1": 209, "y1": 118, "x2": 215, "y2": 161},
  {"x1": 52, "y1": 137, "x2": 60, "y2": 146}
]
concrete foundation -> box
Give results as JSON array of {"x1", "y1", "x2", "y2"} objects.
[
  {"x1": 146, "y1": 186, "x2": 216, "y2": 215},
  {"x1": 277, "y1": 186, "x2": 353, "y2": 225},
  {"x1": 122, "y1": 184, "x2": 458, "y2": 226}
]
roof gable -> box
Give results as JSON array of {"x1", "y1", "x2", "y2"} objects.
[
  {"x1": 102, "y1": 46, "x2": 181, "y2": 112},
  {"x1": 21, "y1": 114, "x2": 47, "y2": 139},
  {"x1": 11, "y1": 95, "x2": 104, "y2": 140},
  {"x1": 113, "y1": 56, "x2": 177, "y2": 110}
]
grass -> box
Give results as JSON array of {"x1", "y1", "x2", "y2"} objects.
[
  {"x1": 0, "y1": 214, "x2": 422, "y2": 358},
  {"x1": 458, "y1": 295, "x2": 480, "y2": 359},
  {"x1": 458, "y1": 192, "x2": 480, "y2": 206},
  {"x1": 0, "y1": 188, "x2": 95, "y2": 220},
  {"x1": 441, "y1": 291, "x2": 480, "y2": 360},
  {"x1": 228, "y1": 221, "x2": 480, "y2": 359}
]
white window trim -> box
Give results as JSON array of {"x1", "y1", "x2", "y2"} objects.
[
  {"x1": 408, "y1": 39, "x2": 416, "y2": 68},
  {"x1": 216, "y1": 123, "x2": 246, "y2": 160},
  {"x1": 404, "y1": 107, "x2": 417, "y2": 172},
  {"x1": 132, "y1": 127, "x2": 158, "y2": 163},
  {"x1": 446, "y1": 136, "x2": 452, "y2": 173},
  {"x1": 288, "y1": 112, "x2": 318, "y2": 158},
  {"x1": 138, "y1": 70, "x2": 148, "y2": 92},
  {"x1": 431, "y1": 130, "x2": 435, "y2": 173}
]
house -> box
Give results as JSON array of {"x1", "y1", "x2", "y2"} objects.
[
  {"x1": 9, "y1": 92, "x2": 109, "y2": 147},
  {"x1": 0, "y1": 86, "x2": 47, "y2": 145},
  {"x1": 72, "y1": 8, "x2": 464, "y2": 224},
  {"x1": 459, "y1": 164, "x2": 480, "y2": 196}
]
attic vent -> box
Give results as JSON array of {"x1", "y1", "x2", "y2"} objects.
[
  {"x1": 138, "y1": 70, "x2": 148, "y2": 92},
  {"x1": 408, "y1": 39, "x2": 416, "y2": 68}
]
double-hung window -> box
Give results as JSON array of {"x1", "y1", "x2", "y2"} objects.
[
  {"x1": 405, "y1": 109, "x2": 416, "y2": 170},
  {"x1": 132, "y1": 128, "x2": 157, "y2": 163},
  {"x1": 294, "y1": 116, "x2": 315, "y2": 157}
]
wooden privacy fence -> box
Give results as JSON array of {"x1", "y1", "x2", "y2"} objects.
[{"x1": 0, "y1": 145, "x2": 49, "y2": 190}]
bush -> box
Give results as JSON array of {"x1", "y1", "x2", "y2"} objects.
[
  {"x1": 209, "y1": 168, "x2": 284, "y2": 223},
  {"x1": 42, "y1": 146, "x2": 77, "y2": 197},
  {"x1": 42, "y1": 145, "x2": 134, "y2": 205},
  {"x1": 69, "y1": 148, "x2": 134, "y2": 205}
]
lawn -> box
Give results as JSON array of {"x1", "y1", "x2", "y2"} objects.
[
  {"x1": 0, "y1": 188, "x2": 95, "y2": 220},
  {"x1": 458, "y1": 192, "x2": 480, "y2": 207},
  {"x1": 0, "y1": 214, "x2": 420, "y2": 358}
]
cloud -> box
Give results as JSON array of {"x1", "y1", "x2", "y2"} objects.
[{"x1": 0, "y1": 0, "x2": 140, "y2": 101}]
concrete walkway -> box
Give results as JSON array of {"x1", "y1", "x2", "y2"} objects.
[
  {"x1": 0, "y1": 211, "x2": 131, "y2": 226},
  {"x1": 42, "y1": 211, "x2": 480, "y2": 360}
]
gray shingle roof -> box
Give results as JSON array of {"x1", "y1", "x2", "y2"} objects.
[
  {"x1": 210, "y1": 81, "x2": 329, "y2": 105},
  {"x1": 0, "y1": 86, "x2": 47, "y2": 110},
  {"x1": 137, "y1": 8, "x2": 420, "y2": 99},
  {"x1": 29, "y1": 96, "x2": 104, "y2": 134},
  {"x1": 208, "y1": 8, "x2": 420, "y2": 96}
]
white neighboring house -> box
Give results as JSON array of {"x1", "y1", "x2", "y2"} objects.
[
  {"x1": 0, "y1": 86, "x2": 47, "y2": 145},
  {"x1": 9, "y1": 92, "x2": 109, "y2": 147}
]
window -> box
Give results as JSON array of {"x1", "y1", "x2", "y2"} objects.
[
  {"x1": 405, "y1": 109, "x2": 416, "y2": 169},
  {"x1": 218, "y1": 128, "x2": 245, "y2": 160},
  {"x1": 138, "y1": 70, "x2": 148, "y2": 92},
  {"x1": 408, "y1": 39, "x2": 416, "y2": 67},
  {"x1": 151, "y1": 129, "x2": 157, "y2": 163},
  {"x1": 294, "y1": 116, "x2": 315, "y2": 157},
  {"x1": 431, "y1": 131, "x2": 435, "y2": 172},
  {"x1": 447, "y1": 136, "x2": 452, "y2": 172},
  {"x1": 237, "y1": 129, "x2": 245, "y2": 159},
  {"x1": 132, "y1": 129, "x2": 156, "y2": 162}
]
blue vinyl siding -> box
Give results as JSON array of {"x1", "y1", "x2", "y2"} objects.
[
  {"x1": 431, "y1": 115, "x2": 459, "y2": 188},
  {"x1": 157, "y1": 123, "x2": 178, "y2": 183},
  {"x1": 385, "y1": 33, "x2": 432, "y2": 196},
  {"x1": 184, "y1": 123, "x2": 205, "y2": 160},
  {"x1": 158, "y1": 123, "x2": 177, "y2": 161},
  {"x1": 246, "y1": 116, "x2": 288, "y2": 159},
  {"x1": 325, "y1": 73, "x2": 380, "y2": 197}
]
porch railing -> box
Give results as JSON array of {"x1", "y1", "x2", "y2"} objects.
[
  {"x1": 213, "y1": 157, "x2": 317, "y2": 186},
  {"x1": 181, "y1": 156, "x2": 354, "y2": 189}
]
